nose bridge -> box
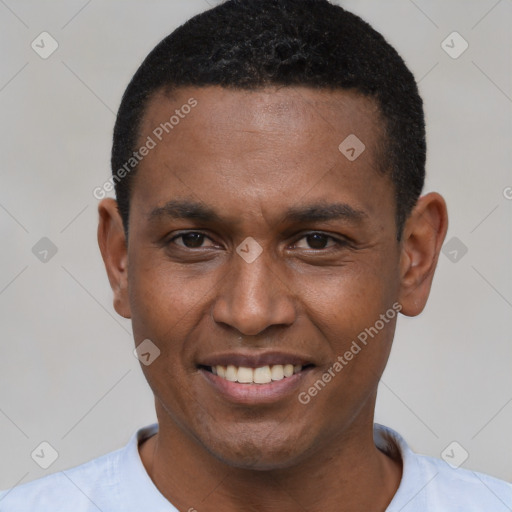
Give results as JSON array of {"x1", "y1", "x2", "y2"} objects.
[{"x1": 212, "y1": 244, "x2": 295, "y2": 336}]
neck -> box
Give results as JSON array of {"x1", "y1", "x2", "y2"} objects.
[{"x1": 139, "y1": 404, "x2": 402, "y2": 512}]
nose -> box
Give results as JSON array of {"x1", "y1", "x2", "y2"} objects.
[{"x1": 211, "y1": 246, "x2": 296, "y2": 336}]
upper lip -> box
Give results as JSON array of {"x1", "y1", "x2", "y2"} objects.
[{"x1": 198, "y1": 351, "x2": 315, "y2": 368}]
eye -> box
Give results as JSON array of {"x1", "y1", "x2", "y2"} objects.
[
  {"x1": 293, "y1": 232, "x2": 344, "y2": 250},
  {"x1": 166, "y1": 231, "x2": 348, "y2": 251},
  {"x1": 169, "y1": 232, "x2": 217, "y2": 249}
]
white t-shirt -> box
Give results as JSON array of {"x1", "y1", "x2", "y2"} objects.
[{"x1": 1, "y1": 423, "x2": 510, "y2": 511}]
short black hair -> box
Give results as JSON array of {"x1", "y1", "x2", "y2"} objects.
[{"x1": 111, "y1": 0, "x2": 425, "y2": 240}]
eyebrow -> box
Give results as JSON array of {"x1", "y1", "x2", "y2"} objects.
[
  {"x1": 148, "y1": 199, "x2": 367, "y2": 225},
  {"x1": 284, "y1": 202, "x2": 367, "y2": 224}
]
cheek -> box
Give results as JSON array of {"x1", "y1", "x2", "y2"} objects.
[
  {"x1": 127, "y1": 258, "x2": 220, "y2": 362},
  {"x1": 298, "y1": 269, "x2": 399, "y2": 410},
  {"x1": 298, "y1": 258, "x2": 398, "y2": 332},
  {"x1": 295, "y1": 256, "x2": 400, "y2": 395},
  {"x1": 128, "y1": 269, "x2": 173, "y2": 339},
  {"x1": 127, "y1": 263, "x2": 208, "y2": 405}
]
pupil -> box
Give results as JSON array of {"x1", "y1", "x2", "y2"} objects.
[
  {"x1": 307, "y1": 234, "x2": 327, "y2": 249},
  {"x1": 183, "y1": 233, "x2": 204, "y2": 248}
]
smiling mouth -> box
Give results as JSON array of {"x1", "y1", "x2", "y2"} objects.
[{"x1": 200, "y1": 364, "x2": 314, "y2": 384}]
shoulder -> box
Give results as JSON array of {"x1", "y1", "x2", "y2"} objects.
[
  {"x1": 412, "y1": 451, "x2": 512, "y2": 510},
  {"x1": 374, "y1": 424, "x2": 512, "y2": 511},
  {"x1": 0, "y1": 447, "x2": 122, "y2": 512},
  {"x1": 0, "y1": 424, "x2": 167, "y2": 512}
]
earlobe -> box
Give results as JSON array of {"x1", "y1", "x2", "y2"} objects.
[
  {"x1": 97, "y1": 198, "x2": 132, "y2": 319},
  {"x1": 398, "y1": 192, "x2": 448, "y2": 317}
]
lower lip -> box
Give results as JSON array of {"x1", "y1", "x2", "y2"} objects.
[{"x1": 199, "y1": 367, "x2": 313, "y2": 404}]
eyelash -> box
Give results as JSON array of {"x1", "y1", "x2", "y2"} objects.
[{"x1": 167, "y1": 231, "x2": 349, "y2": 251}]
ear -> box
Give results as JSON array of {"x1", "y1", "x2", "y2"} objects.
[
  {"x1": 97, "y1": 198, "x2": 131, "y2": 319},
  {"x1": 398, "y1": 192, "x2": 448, "y2": 317}
]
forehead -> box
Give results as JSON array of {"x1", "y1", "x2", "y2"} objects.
[
  {"x1": 132, "y1": 85, "x2": 392, "y2": 227},
  {"x1": 140, "y1": 85, "x2": 384, "y2": 159}
]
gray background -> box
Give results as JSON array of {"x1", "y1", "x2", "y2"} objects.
[{"x1": 0, "y1": 0, "x2": 511, "y2": 489}]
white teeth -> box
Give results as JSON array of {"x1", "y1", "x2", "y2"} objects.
[
  {"x1": 225, "y1": 365, "x2": 238, "y2": 382},
  {"x1": 270, "y1": 364, "x2": 284, "y2": 380},
  {"x1": 253, "y1": 366, "x2": 272, "y2": 384},
  {"x1": 283, "y1": 364, "x2": 294, "y2": 378},
  {"x1": 237, "y1": 366, "x2": 253, "y2": 383},
  {"x1": 211, "y1": 364, "x2": 303, "y2": 384}
]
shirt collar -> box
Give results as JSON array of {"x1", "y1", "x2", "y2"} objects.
[
  {"x1": 122, "y1": 422, "x2": 426, "y2": 511},
  {"x1": 116, "y1": 423, "x2": 176, "y2": 511},
  {"x1": 374, "y1": 423, "x2": 430, "y2": 511}
]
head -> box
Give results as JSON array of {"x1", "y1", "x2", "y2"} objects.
[
  {"x1": 98, "y1": 0, "x2": 447, "y2": 470},
  {"x1": 111, "y1": 0, "x2": 427, "y2": 240}
]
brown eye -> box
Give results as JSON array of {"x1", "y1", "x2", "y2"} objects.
[
  {"x1": 295, "y1": 233, "x2": 338, "y2": 250},
  {"x1": 171, "y1": 232, "x2": 215, "y2": 249}
]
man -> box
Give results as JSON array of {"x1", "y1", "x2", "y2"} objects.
[{"x1": 1, "y1": 0, "x2": 510, "y2": 510}]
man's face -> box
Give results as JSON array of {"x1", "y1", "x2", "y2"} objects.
[{"x1": 124, "y1": 86, "x2": 402, "y2": 469}]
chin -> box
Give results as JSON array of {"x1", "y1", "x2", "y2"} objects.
[{"x1": 198, "y1": 423, "x2": 314, "y2": 471}]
